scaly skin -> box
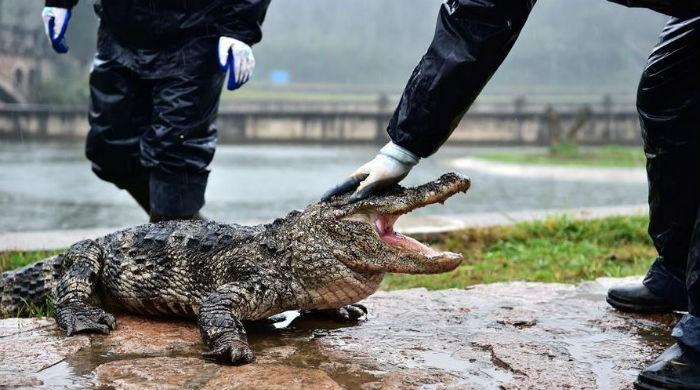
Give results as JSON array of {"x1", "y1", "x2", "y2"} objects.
[{"x1": 1, "y1": 173, "x2": 470, "y2": 365}]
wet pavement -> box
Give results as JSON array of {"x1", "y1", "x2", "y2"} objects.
[{"x1": 0, "y1": 277, "x2": 678, "y2": 389}]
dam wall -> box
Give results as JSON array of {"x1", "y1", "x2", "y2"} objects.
[{"x1": 0, "y1": 101, "x2": 641, "y2": 145}]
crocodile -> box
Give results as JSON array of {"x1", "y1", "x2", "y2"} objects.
[{"x1": 1, "y1": 173, "x2": 470, "y2": 364}]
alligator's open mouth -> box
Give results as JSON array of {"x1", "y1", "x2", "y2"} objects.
[
  {"x1": 374, "y1": 213, "x2": 451, "y2": 258},
  {"x1": 337, "y1": 173, "x2": 471, "y2": 261}
]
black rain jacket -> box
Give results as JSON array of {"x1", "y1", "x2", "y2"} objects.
[
  {"x1": 388, "y1": 0, "x2": 700, "y2": 158},
  {"x1": 45, "y1": 0, "x2": 270, "y2": 78}
]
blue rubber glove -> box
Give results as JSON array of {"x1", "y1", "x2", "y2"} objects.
[
  {"x1": 42, "y1": 7, "x2": 72, "y2": 54},
  {"x1": 217, "y1": 37, "x2": 255, "y2": 91}
]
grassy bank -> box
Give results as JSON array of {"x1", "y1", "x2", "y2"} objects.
[
  {"x1": 2, "y1": 216, "x2": 654, "y2": 295},
  {"x1": 382, "y1": 215, "x2": 653, "y2": 290},
  {"x1": 477, "y1": 146, "x2": 645, "y2": 168}
]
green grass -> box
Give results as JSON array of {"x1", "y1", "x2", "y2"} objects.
[
  {"x1": 1, "y1": 250, "x2": 61, "y2": 318},
  {"x1": 0, "y1": 250, "x2": 62, "y2": 273},
  {"x1": 477, "y1": 146, "x2": 646, "y2": 168},
  {"x1": 381, "y1": 215, "x2": 654, "y2": 290}
]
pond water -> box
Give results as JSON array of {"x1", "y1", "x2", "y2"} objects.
[{"x1": 0, "y1": 141, "x2": 647, "y2": 232}]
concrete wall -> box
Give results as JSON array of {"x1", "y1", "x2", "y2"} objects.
[
  {"x1": 0, "y1": 26, "x2": 46, "y2": 103},
  {"x1": 0, "y1": 103, "x2": 642, "y2": 145}
]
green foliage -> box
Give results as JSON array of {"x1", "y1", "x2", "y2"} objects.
[
  {"x1": 382, "y1": 215, "x2": 654, "y2": 290},
  {"x1": 0, "y1": 250, "x2": 62, "y2": 273},
  {"x1": 1, "y1": 250, "x2": 60, "y2": 318},
  {"x1": 549, "y1": 142, "x2": 579, "y2": 157},
  {"x1": 1, "y1": 296, "x2": 54, "y2": 319},
  {"x1": 478, "y1": 146, "x2": 646, "y2": 168}
]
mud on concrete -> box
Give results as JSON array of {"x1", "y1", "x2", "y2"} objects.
[{"x1": 0, "y1": 277, "x2": 677, "y2": 389}]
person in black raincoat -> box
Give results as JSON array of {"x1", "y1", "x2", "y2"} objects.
[
  {"x1": 41, "y1": 0, "x2": 270, "y2": 222},
  {"x1": 324, "y1": 1, "x2": 700, "y2": 387}
]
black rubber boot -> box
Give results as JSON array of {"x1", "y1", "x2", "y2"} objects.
[
  {"x1": 635, "y1": 344, "x2": 700, "y2": 389},
  {"x1": 607, "y1": 283, "x2": 687, "y2": 314},
  {"x1": 149, "y1": 212, "x2": 207, "y2": 223}
]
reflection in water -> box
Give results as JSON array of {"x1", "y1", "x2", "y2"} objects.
[
  {"x1": 44, "y1": 313, "x2": 381, "y2": 389},
  {"x1": 0, "y1": 141, "x2": 648, "y2": 232}
]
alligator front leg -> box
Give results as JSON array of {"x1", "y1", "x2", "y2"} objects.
[
  {"x1": 54, "y1": 240, "x2": 116, "y2": 336},
  {"x1": 198, "y1": 281, "x2": 282, "y2": 365},
  {"x1": 301, "y1": 304, "x2": 368, "y2": 322}
]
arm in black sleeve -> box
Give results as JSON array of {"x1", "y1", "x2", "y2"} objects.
[
  {"x1": 45, "y1": 0, "x2": 78, "y2": 9},
  {"x1": 218, "y1": 0, "x2": 272, "y2": 46},
  {"x1": 387, "y1": 0, "x2": 537, "y2": 158},
  {"x1": 607, "y1": 0, "x2": 700, "y2": 17}
]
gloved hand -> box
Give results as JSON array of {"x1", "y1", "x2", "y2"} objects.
[
  {"x1": 322, "y1": 142, "x2": 420, "y2": 203},
  {"x1": 218, "y1": 37, "x2": 255, "y2": 91},
  {"x1": 41, "y1": 7, "x2": 72, "y2": 54}
]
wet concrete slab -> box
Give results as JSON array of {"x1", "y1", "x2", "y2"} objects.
[{"x1": 0, "y1": 277, "x2": 677, "y2": 389}]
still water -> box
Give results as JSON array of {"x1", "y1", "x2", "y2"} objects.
[{"x1": 0, "y1": 141, "x2": 647, "y2": 232}]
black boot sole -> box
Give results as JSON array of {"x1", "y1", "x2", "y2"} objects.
[
  {"x1": 635, "y1": 374, "x2": 700, "y2": 390},
  {"x1": 606, "y1": 295, "x2": 676, "y2": 314}
]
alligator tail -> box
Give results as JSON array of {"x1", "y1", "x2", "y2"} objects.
[{"x1": 0, "y1": 254, "x2": 64, "y2": 317}]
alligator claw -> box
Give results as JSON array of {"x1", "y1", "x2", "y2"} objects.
[
  {"x1": 56, "y1": 305, "x2": 117, "y2": 336},
  {"x1": 203, "y1": 339, "x2": 256, "y2": 365},
  {"x1": 302, "y1": 304, "x2": 368, "y2": 323},
  {"x1": 339, "y1": 304, "x2": 368, "y2": 321}
]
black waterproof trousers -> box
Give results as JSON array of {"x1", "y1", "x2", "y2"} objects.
[
  {"x1": 638, "y1": 16, "x2": 700, "y2": 352},
  {"x1": 86, "y1": 50, "x2": 224, "y2": 217},
  {"x1": 387, "y1": 0, "x2": 700, "y2": 352},
  {"x1": 67, "y1": 0, "x2": 269, "y2": 218}
]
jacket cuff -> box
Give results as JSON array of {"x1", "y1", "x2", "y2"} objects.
[
  {"x1": 218, "y1": 28, "x2": 261, "y2": 47},
  {"x1": 380, "y1": 142, "x2": 420, "y2": 166},
  {"x1": 45, "y1": 0, "x2": 78, "y2": 9}
]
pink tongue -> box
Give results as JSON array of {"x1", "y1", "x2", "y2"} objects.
[{"x1": 375, "y1": 215, "x2": 441, "y2": 257}]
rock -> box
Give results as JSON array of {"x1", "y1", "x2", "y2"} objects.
[
  {"x1": 202, "y1": 364, "x2": 342, "y2": 390},
  {"x1": 0, "y1": 318, "x2": 90, "y2": 388},
  {"x1": 93, "y1": 358, "x2": 341, "y2": 390},
  {"x1": 99, "y1": 315, "x2": 201, "y2": 355},
  {"x1": 93, "y1": 357, "x2": 218, "y2": 390},
  {"x1": 315, "y1": 277, "x2": 676, "y2": 389},
  {"x1": 0, "y1": 374, "x2": 43, "y2": 388},
  {"x1": 0, "y1": 277, "x2": 677, "y2": 389},
  {"x1": 363, "y1": 369, "x2": 462, "y2": 390}
]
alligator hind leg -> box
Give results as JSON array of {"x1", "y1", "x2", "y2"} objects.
[{"x1": 54, "y1": 239, "x2": 116, "y2": 336}]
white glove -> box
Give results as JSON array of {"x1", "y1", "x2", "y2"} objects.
[
  {"x1": 42, "y1": 7, "x2": 72, "y2": 54},
  {"x1": 322, "y1": 142, "x2": 420, "y2": 202},
  {"x1": 217, "y1": 37, "x2": 255, "y2": 91}
]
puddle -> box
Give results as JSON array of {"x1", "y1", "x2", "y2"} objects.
[
  {"x1": 36, "y1": 361, "x2": 92, "y2": 390},
  {"x1": 415, "y1": 351, "x2": 471, "y2": 371},
  {"x1": 23, "y1": 312, "x2": 381, "y2": 389}
]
